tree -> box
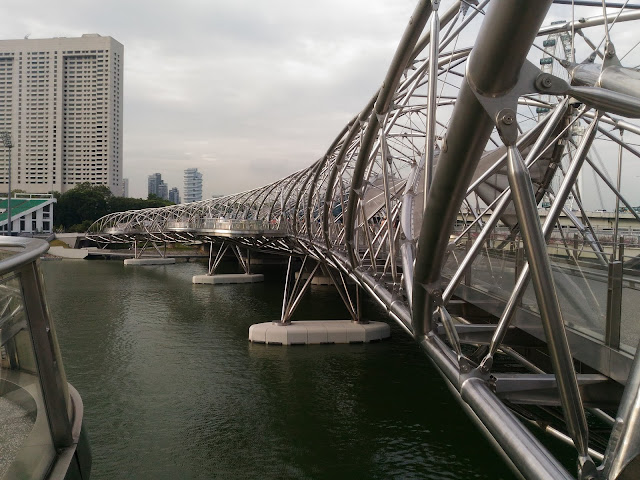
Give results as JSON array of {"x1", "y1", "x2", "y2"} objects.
[
  {"x1": 145, "y1": 194, "x2": 173, "y2": 208},
  {"x1": 54, "y1": 183, "x2": 113, "y2": 231},
  {"x1": 53, "y1": 183, "x2": 175, "y2": 232}
]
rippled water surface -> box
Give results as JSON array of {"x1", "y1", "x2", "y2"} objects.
[{"x1": 42, "y1": 259, "x2": 518, "y2": 480}]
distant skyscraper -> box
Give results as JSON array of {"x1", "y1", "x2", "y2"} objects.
[
  {"x1": 0, "y1": 34, "x2": 124, "y2": 195},
  {"x1": 183, "y1": 168, "x2": 202, "y2": 203},
  {"x1": 148, "y1": 173, "x2": 162, "y2": 197},
  {"x1": 148, "y1": 172, "x2": 171, "y2": 200},
  {"x1": 122, "y1": 178, "x2": 129, "y2": 197},
  {"x1": 157, "y1": 181, "x2": 168, "y2": 200},
  {"x1": 169, "y1": 187, "x2": 180, "y2": 204}
]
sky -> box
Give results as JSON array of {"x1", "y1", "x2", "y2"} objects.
[
  {"x1": 0, "y1": 0, "x2": 416, "y2": 198},
  {"x1": 0, "y1": 1, "x2": 638, "y2": 208}
]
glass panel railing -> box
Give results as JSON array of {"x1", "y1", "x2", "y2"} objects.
[
  {"x1": 550, "y1": 252, "x2": 608, "y2": 342},
  {"x1": 618, "y1": 245, "x2": 640, "y2": 354},
  {"x1": 0, "y1": 237, "x2": 87, "y2": 480},
  {"x1": 0, "y1": 272, "x2": 56, "y2": 480},
  {"x1": 448, "y1": 228, "x2": 612, "y2": 343}
]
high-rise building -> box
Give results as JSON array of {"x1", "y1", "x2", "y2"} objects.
[
  {"x1": 157, "y1": 181, "x2": 168, "y2": 200},
  {"x1": 0, "y1": 34, "x2": 123, "y2": 195},
  {"x1": 148, "y1": 172, "x2": 171, "y2": 200},
  {"x1": 148, "y1": 172, "x2": 162, "y2": 197},
  {"x1": 168, "y1": 187, "x2": 180, "y2": 204},
  {"x1": 183, "y1": 168, "x2": 202, "y2": 203},
  {"x1": 122, "y1": 178, "x2": 129, "y2": 197}
]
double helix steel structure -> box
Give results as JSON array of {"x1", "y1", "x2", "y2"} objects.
[{"x1": 87, "y1": 1, "x2": 640, "y2": 478}]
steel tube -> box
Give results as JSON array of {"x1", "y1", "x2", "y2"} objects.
[
  {"x1": 322, "y1": 95, "x2": 376, "y2": 253},
  {"x1": 21, "y1": 261, "x2": 73, "y2": 448},
  {"x1": 481, "y1": 112, "x2": 598, "y2": 369},
  {"x1": 507, "y1": 144, "x2": 591, "y2": 461},
  {"x1": 538, "y1": 10, "x2": 640, "y2": 37},
  {"x1": 613, "y1": 130, "x2": 624, "y2": 261},
  {"x1": 465, "y1": 110, "x2": 552, "y2": 196},
  {"x1": 424, "y1": 0, "x2": 440, "y2": 206},
  {"x1": 420, "y1": 334, "x2": 573, "y2": 479},
  {"x1": 344, "y1": 0, "x2": 433, "y2": 268},
  {"x1": 306, "y1": 122, "x2": 352, "y2": 243},
  {"x1": 7, "y1": 146, "x2": 11, "y2": 236},
  {"x1": 412, "y1": 0, "x2": 554, "y2": 336},
  {"x1": 561, "y1": 206, "x2": 607, "y2": 265},
  {"x1": 602, "y1": 338, "x2": 640, "y2": 479},
  {"x1": 381, "y1": 136, "x2": 399, "y2": 282},
  {"x1": 280, "y1": 256, "x2": 293, "y2": 324},
  {"x1": 443, "y1": 100, "x2": 570, "y2": 303}
]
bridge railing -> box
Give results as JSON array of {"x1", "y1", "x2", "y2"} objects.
[
  {"x1": 447, "y1": 228, "x2": 640, "y2": 373},
  {"x1": 0, "y1": 237, "x2": 90, "y2": 479},
  {"x1": 187, "y1": 217, "x2": 286, "y2": 234}
]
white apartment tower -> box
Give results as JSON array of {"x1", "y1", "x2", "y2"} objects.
[
  {"x1": 0, "y1": 34, "x2": 123, "y2": 195},
  {"x1": 183, "y1": 168, "x2": 202, "y2": 203}
]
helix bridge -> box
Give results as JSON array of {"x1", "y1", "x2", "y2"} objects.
[{"x1": 86, "y1": 1, "x2": 640, "y2": 478}]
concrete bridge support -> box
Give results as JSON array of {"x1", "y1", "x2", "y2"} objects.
[
  {"x1": 192, "y1": 241, "x2": 264, "y2": 284},
  {"x1": 249, "y1": 255, "x2": 390, "y2": 345},
  {"x1": 124, "y1": 240, "x2": 176, "y2": 266}
]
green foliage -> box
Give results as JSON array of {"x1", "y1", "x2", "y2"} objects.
[
  {"x1": 109, "y1": 195, "x2": 173, "y2": 212},
  {"x1": 54, "y1": 182, "x2": 175, "y2": 232}
]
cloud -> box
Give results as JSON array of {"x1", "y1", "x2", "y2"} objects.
[
  {"x1": 0, "y1": 0, "x2": 418, "y2": 198},
  {"x1": 2, "y1": 0, "x2": 638, "y2": 206}
]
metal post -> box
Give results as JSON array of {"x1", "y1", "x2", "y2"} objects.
[
  {"x1": 320, "y1": 262, "x2": 358, "y2": 322},
  {"x1": 20, "y1": 261, "x2": 72, "y2": 448},
  {"x1": 0, "y1": 132, "x2": 12, "y2": 236},
  {"x1": 6, "y1": 144, "x2": 10, "y2": 236},
  {"x1": 208, "y1": 241, "x2": 214, "y2": 275},
  {"x1": 605, "y1": 260, "x2": 623, "y2": 350},
  {"x1": 613, "y1": 130, "x2": 623, "y2": 261},
  {"x1": 283, "y1": 262, "x2": 321, "y2": 323},
  {"x1": 465, "y1": 235, "x2": 472, "y2": 286},
  {"x1": 515, "y1": 246, "x2": 525, "y2": 287},
  {"x1": 280, "y1": 256, "x2": 293, "y2": 324}
]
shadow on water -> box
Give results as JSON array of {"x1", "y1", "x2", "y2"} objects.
[{"x1": 42, "y1": 259, "x2": 522, "y2": 480}]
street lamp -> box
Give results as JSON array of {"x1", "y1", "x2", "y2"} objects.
[{"x1": 0, "y1": 132, "x2": 12, "y2": 236}]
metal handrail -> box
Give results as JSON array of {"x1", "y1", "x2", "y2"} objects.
[{"x1": 0, "y1": 236, "x2": 49, "y2": 276}]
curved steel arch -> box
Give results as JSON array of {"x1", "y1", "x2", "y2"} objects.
[{"x1": 87, "y1": 2, "x2": 640, "y2": 478}]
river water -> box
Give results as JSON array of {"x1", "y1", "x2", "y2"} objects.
[{"x1": 42, "y1": 259, "x2": 520, "y2": 480}]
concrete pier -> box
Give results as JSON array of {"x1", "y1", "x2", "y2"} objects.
[
  {"x1": 248, "y1": 320, "x2": 390, "y2": 345},
  {"x1": 192, "y1": 273, "x2": 264, "y2": 284},
  {"x1": 48, "y1": 246, "x2": 89, "y2": 259},
  {"x1": 124, "y1": 258, "x2": 176, "y2": 266}
]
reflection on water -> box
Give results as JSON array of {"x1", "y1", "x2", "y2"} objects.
[{"x1": 42, "y1": 259, "x2": 517, "y2": 480}]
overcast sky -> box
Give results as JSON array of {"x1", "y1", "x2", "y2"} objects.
[
  {"x1": 0, "y1": 0, "x2": 417, "y2": 198},
  {"x1": 1, "y1": 1, "x2": 638, "y2": 209}
]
